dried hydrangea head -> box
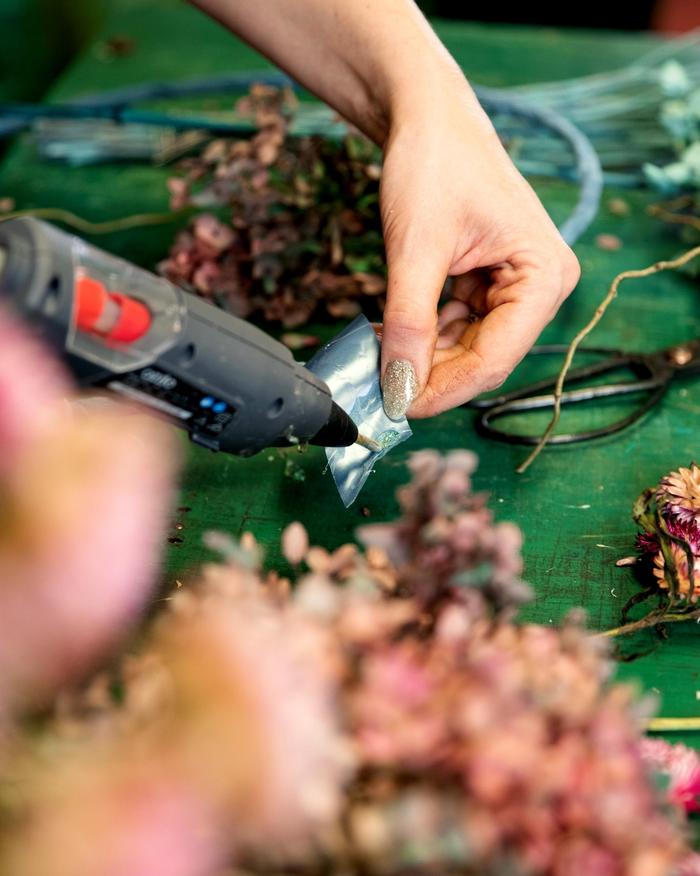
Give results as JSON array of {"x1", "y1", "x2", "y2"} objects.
[
  {"x1": 657, "y1": 463, "x2": 700, "y2": 524},
  {"x1": 359, "y1": 449, "x2": 530, "y2": 614},
  {"x1": 137, "y1": 550, "x2": 348, "y2": 853},
  {"x1": 159, "y1": 86, "x2": 386, "y2": 327},
  {"x1": 340, "y1": 611, "x2": 683, "y2": 876},
  {"x1": 0, "y1": 405, "x2": 178, "y2": 709}
]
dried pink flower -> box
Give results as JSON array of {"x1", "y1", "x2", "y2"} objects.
[
  {"x1": 359, "y1": 449, "x2": 530, "y2": 613},
  {"x1": 640, "y1": 738, "x2": 700, "y2": 813},
  {"x1": 652, "y1": 542, "x2": 700, "y2": 600},
  {"x1": 0, "y1": 306, "x2": 70, "y2": 474},
  {"x1": 159, "y1": 87, "x2": 386, "y2": 327},
  {"x1": 0, "y1": 405, "x2": 178, "y2": 706},
  {"x1": 0, "y1": 313, "x2": 178, "y2": 707},
  {"x1": 2, "y1": 756, "x2": 224, "y2": 876},
  {"x1": 657, "y1": 463, "x2": 700, "y2": 525},
  {"x1": 140, "y1": 553, "x2": 348, "y2": 850},
  {"x1": 281, "y1": 521, "x2": 309, "y2": 565}
]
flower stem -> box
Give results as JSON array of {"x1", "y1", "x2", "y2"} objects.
[
  {"x1": 598, "y1": 607, "x2": 700, "y2": 638},
  {"x1": 516, "y1": 243, "x2": 700, "y2": 474},
  {"x1": 0, "y1": 206, "x2": 193, "y2": 234}
]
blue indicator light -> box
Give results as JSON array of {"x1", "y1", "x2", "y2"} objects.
[
  {"x1": 213, "y1": 401, "x2": 228, "y2": 414},
  {"x1": 200, "y1": 396, "x2": 214, "y2": 408}
]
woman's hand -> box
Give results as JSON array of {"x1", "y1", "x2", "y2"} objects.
[
  {"x1": 379, "y1": 79, "x2": 580, "y2": 419},
  {"x1": 191, "y1": 0, "x2": 580, "y2": 419}
]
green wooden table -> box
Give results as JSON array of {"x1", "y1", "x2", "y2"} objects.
[{"x1": 2, "y1": 0, "x2": 699, "y2": 742}]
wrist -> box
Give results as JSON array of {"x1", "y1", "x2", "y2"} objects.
[
  {"x1": 351, "y1": 36, "x2": 471, "y2": 146},
  {"x1": 384, "y1": 58, "x2": 491, "y2": 145}
]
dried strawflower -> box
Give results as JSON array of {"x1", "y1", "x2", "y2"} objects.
[
  {"x1": 636, "y1": 464, "x2": 700, "y2": 602},
  {"x1": 640, "y1": 739, "x2": 700, "y2": 814},
  {"x1": 610, "y1": 463, "x2": 700, "y2": 637},
  {"x1": 657, "y1": 463, "x2": 700, "y2": 525},
  {"x1": 159, "y1": 86, "x2": 386, "y2": 327}
]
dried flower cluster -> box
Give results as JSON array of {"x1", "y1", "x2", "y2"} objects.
[
  {"x1": 0, "y1": 311, "x2": 697, "y2": 875},
  {"x1": 159, "y1": 85, "x2": 386, "y2": 327},
  {"x1": 2, "y1": 433, "x2": 696, "y2": 873},
  {"x1": 634, "y1": 463, "x2": 700, "y2": 601}
]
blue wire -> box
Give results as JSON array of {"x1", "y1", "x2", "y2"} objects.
[
  {"x1": 0, "y1": 71, "x2": 603, "y2": 245},
  {"x1": 474, "y1": 86, "x2": 604, "y2": 245}
]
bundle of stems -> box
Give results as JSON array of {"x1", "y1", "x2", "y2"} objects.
[{"x1": 495, "y1": 30, "x2": 700, "y2": 186}]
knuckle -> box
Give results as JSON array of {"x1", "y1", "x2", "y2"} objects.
[{"x1": 558, "y1": 246, "x2": 581, "y2": 294}]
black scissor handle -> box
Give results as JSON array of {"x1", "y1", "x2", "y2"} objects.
[
  {"x1": 468, "y1": 345, "x2": 637, "y2": 410},
  {"x1": 474, "y1": 380, "x2": 668, "y2": 445}
]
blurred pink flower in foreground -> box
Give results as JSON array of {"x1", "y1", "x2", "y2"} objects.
[
  {"x1": 3, "y1": 543, "x2": 348, "y2": 876},
  {"x1": 0, "y1": 444, "x2": 695, "y2": 876},
  {"x1": 2, "y1": 755, "x2": 222, "y2": 876},
  {"x1": 144, "y1": 549, "x2": 349, "y2": 853},
  {"x1": 0, "y1": 307, "x2": 178, "y2": 707},
  {"x1": 0, "y1": 308, "x2": 69, "y2": 472},
  {"x1": 640, "y1": 738, "x2": 700, "y2": 813}
]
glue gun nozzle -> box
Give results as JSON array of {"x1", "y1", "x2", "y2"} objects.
[{"x1": 356, "y1": 433, "x2": 382, "y2": 453}]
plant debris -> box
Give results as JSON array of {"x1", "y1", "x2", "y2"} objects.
[{"x1": 595, "y1": 232, "x2": 623, "y2": 251}]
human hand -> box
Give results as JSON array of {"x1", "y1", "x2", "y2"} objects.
[
  {"x1": 379, "y1": 81, "x2": 580, "y2": 420},
  {"x1": 190, "y1": 0, "x2": 579, "y2": 422}
]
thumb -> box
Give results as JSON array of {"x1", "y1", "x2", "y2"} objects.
[{"x1": 380, "y1": 240, "x2": 447, "y2": 421}]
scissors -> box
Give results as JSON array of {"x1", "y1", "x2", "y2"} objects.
[{"x1": 467, "y1": 339, "x2": 700, "y2": 445}]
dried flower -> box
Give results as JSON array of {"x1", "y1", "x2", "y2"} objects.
[
  {"x1": 657, "y1": 463, "x2": 700, "y2": 525},
  {"x1": 0, "y1": 449, "x2": 694, "y2": 875},
  {"x1": 1, "y1": 756, "x2": 224, "y2": 876},
  {"x1": 640, "y1": 738, "x2": 700, "y2": 813},
  {"x1": 359, "y1": 449, "x2": 531, "y2": 614},
  {"x1": 652, "y1": 541, "x2": 700, "y2": 599},
  {"x1": 0, "y1": 310, "x2": 178, "y2": 708},
  {"x1": 281, "y1": 521, "x2": 309, "y2": 565},
  {"x1": 627, "y1": 464, "x2": 700, "y2": 609},
  {"x1": 159, "y1": 86, "x2": 386, "y2": 327},
  {"x1": 145, "y1": 558, "x2": 348, "y2": 848},
  {"x1": 0, "y1": 306, "x2": 70, "y2": 474}
]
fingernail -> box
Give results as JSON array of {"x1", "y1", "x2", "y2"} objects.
[{"x1": 382, "y1": 359, "x2": 418, "y2": 421}]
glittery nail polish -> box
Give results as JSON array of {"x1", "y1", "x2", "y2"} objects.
[{"x1": 382, "y1": 359, "x2": 418, "y2": 421}]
